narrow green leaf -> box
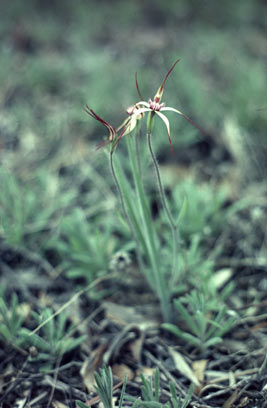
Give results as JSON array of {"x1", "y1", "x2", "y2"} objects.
[
  {"x1": 181, "y1": 384, "x2": 194, "y2": 408},
  {"x1": 177, "y1": 196, "x2": 187, "y2": 225},
  {"x1": 0, "y1": 324, "x2": 11, "y2": 341},
  {"x1": 174, "y1": 300, "x2": 199, "y2": 337},
  {"x1": 154, "y1": 368, "x2": 160, "y2": 401},
  {"x1": 118, "y1": 374, "x2": 128, "y2": 408},
  {"x1": 204, "y1": 337, "x2": 222, "y2": 348},
  {"x1": 76, "y1": 401, "x2": 89, "y2": 408}
]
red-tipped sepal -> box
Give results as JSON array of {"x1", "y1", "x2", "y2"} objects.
[{"x1": 84, "y1": 105, "x2": 117, "y2": 149}]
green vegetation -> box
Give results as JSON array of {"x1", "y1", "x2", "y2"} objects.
[
  {"x1": 84, "y1": 59, "x2": 238, "y2": 324},
  {"x1": 0, "y1": 168, "x2": 75, "y2": 248},
  {"x1": 0, "y1": 288, "x2": 86, "y2": 366},
  {"x1": 50, "y1": 208, "x2": 118, "y2": 283},
  {"x1": 22, "y1": 308, "x2": 86, "y2": 363},
  {"x1": 162, "y1": 290, "x2": 236, "y2": 351},
  {"x1": 0, "y1": 1, "x2": 266, "y2": 406},
  {"x1": 132, "y1": 369, "x2": 193, "y2": 408},
  {"x1": 0, "y1": 292, "x2": 27, "y2": 348},
  {"x1": 77, "y1": 367, "x2": 193, "y2": 408}
]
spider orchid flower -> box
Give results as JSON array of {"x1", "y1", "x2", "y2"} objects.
[
  {"x1": 85, "y1": 60, "x2": 202, "y2": 153},
  {"x1": 84, "y1": 102, "x2": 145, "y2": 152},
  {"x1": 116, "y1": 103, "x2": 144, "y2": 136},
  {"x1": 115, "y1": 59, "x2": 202, "y2": 154}
]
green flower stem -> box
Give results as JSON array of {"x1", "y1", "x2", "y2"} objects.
[
  {"x1": 135, "y1": 124, "x2": 142, "y2": 180},
  {"x1": 147, "y1": 131, "x2": 179, "y2": 281},
  {"x1": 109, "y1": 150, "x2": 145, "y2": 272},
  {"x1": 126, "y1": 133, "x2": 158, "y2": 257},
  {"x1": 147, "y1": 111, "x2": 179, "y2": 317},
  {"x1": 126, "y1": 130, "x2": 172, "y2": 322},
  {"x1": 147, "y1": 110, "x2": 154, "y2": 135}
]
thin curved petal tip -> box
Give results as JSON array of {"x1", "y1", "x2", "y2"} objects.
[
  {"x1": 84, "y1": 105, "x2": 117, "y2": 148},
  {"x1": 135, "y1": 72, "x2": 144, "y2": 101},
  {"x1": 154, "y1": 59, "x2": 180, "y2": 103}
]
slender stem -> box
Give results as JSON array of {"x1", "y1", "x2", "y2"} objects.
[
  {"x1": 126, "y1": 133, "x2": 159, "y2": 259},
  {"x1": 109, "y1": 131, "x2": 173, "y2": 322},
  {"x1": 135, "y1": 124, "x2": 142, "y2": 180},
  {"x1": 109, "y1": 151, "x2": 144, "y2": 272},
  {"x1": 147, "y1": 133, "x2": 176, "y2": 230},
  {"x1": 127, "y1": 132, "x2": 172, "y2": 322},
  {"x1": 147, "y1": 131, "x2": 179, "y2": 292}
]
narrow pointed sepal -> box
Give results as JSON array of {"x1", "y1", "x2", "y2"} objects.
[
  {"x1": 155, "y1": 111, "x2": 174, "y2": 156},
  {"x1": 84, "y1": 105, "x2": 117, "y2": 149},
  {"x1": 153, "y1": 59, "x2": 180, "y2": 103}
]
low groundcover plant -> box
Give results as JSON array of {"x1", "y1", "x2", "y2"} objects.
[
  {"x1": 84, "y1": 60, "x2": 202, "y2": 323},
  {"x1": 162, "y1": 290, "x2": 236, "y2": 351},
  {"x1": 77, "y1": 366, "x2": 193, "y2": 408}
]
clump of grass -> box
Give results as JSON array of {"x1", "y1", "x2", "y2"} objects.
[
  {"x1": 172, "y1": 180, "x2": 229, "y2": 241},
  {"x1": 22, "y1": 307, "x2": 86, "y2": 368},
  {"x1": 162, "y1": 290, "x2": 236, "y2": 352},
  {"x1": 0, "y1": 287, "x2": 86, "y2": 369},
  {"x1": 0, "y1": 290, "x2": 27, "y2": 349},
  {"x1": 0, "y1": 168, "x2": 74, "y2": 248},
  {"x1": 50, "y1": 207, "x2": 118, "y2": 287},
  {"x1": 77, "y1": 367, "x2": 193, "y2": 408}
]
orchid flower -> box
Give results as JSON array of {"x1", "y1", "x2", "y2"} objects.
[
  {"x1": 83, "y1": 61, "x2": 201, "y2": 322},
  {"x1": 112, "y1": 59, "x2": 202, "y2": 154},
  {"x1": 84, "y1": 103, "x2": 145, "y2": 152},
  {"x1": 84, "y1": 60, "x2": 202, "y2": 154}
]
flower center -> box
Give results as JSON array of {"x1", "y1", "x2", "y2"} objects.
[{"x1": 148, "y1": 98, "x2": 165, "y2": 111}]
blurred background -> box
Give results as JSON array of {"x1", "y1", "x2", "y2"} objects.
[
  {"x1": 1, "y1": 0, "x2": 266, "y2": 158},
  {"x1": 0, "y1": 0, "x2": 266, "y2": 256}
]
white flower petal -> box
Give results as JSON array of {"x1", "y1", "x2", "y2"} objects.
[
  {"x1": 161, "y1": 107, "x2": 183, "y2": 115},
  {"x1": 155, "y1": 111, "x2": 174, "y2": 152}
]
